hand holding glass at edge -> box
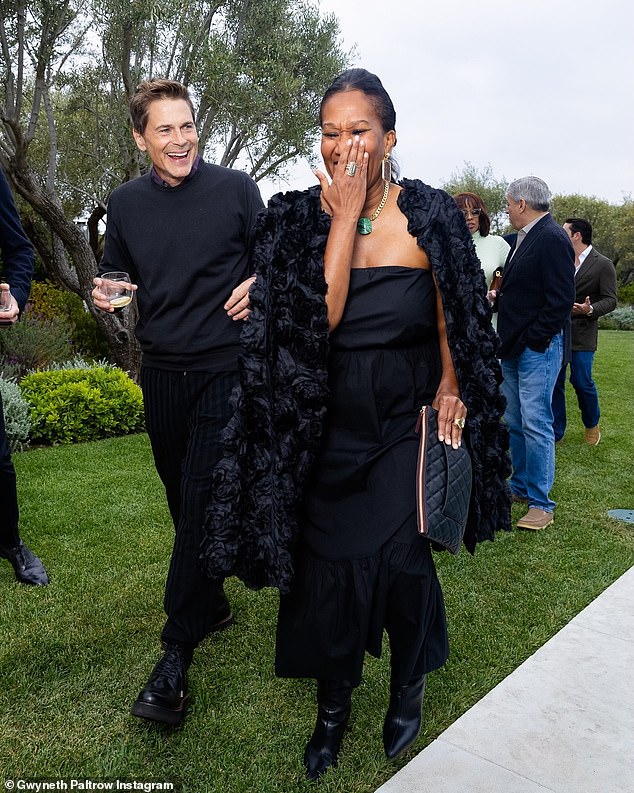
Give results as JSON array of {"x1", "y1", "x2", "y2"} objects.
[
  {"x1": 0, "y1": 282, "x2": 18, "y2": 324},
  {"x1": 92, "y1": 272, "x2": 137, "y2": 312}
]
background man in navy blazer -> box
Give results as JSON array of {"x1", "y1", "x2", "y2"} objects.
[
  {"x1": 552, "y1": 218, "x2": 617, "y2": 445},
  {"x1": 0, "y1": 168, "x2": 49, "y2": 585},
  {"x1": 497, "y1": 177, "x2": 575, "y2": 531}
]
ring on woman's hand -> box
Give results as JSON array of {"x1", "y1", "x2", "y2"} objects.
[
  {"x1": 345, "y1": 162, "x2": 357, "y2": 177},
  {"x1": 453, "y1": 417, "x2": 465, "y2": 429}
]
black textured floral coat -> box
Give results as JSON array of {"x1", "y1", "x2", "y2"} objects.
[{"x1": 201, "y1": 179, "x2": 511, "y2": 593}]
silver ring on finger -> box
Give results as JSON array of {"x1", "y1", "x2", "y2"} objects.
[{"x1": 345, "y1": 161, "x2": 357, "y2": 177}]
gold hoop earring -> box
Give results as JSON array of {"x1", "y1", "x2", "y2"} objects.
[{"x1": 381, "y1": 155, "x2": 392, "y2": 183}]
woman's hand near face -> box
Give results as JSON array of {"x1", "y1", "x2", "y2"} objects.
[
  {"x1": 315, "y1": 136, "x2": 369, "y2": 332},
  {"x1": 314, "y1": 136, "x2": 368, "y2": 222}
]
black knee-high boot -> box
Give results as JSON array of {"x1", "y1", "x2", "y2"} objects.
[
  {"x1": 303, "y1": 680, "x2": 353, "y2": 781},
  {"x1": 382, "y1": 675, "x2": 426, "y2": 759}
]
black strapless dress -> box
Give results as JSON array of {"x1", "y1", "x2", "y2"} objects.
[{"x1": 275, "y1": 267, "x2": 449, "y2": 686}]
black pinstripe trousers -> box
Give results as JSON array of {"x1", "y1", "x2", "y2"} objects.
[{"x1": 140, "y1": 366, "x2": 238, "y2": 648}]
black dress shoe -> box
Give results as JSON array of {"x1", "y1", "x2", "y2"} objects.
[
  {"x1": 131, "y1": 644, "x2": 191, "y2": 726},
  {"x1": 383, "y1": 675, "x2": 427, "y2": 759},
  {"x1": 303, "y1": 680, "x2": 352, "y2": 781},
  {"x1": 0, "y1": 541, "x2": 49, "y2": 586}
]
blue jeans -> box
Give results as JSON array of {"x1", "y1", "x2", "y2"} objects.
[
  {"x1": 552, "y1": 351, "x2": 600, "y2": 440},
  {"x1": 501, "y1": 333, "x2": 563, "y2": 512}
]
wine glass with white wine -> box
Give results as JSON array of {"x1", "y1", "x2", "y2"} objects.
[
  {"x1": 0, "y1": 283, "x2": 13, "y2": 323},
  {"x1": 101, "y1": 272, "x2": 133, "y2": 309}
]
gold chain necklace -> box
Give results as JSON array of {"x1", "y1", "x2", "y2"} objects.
[{"x1": 357, "y1": 180, "x2": 390, "y2": 235}]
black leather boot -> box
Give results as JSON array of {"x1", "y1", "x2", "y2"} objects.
[
  {"x1": 303, "y1": 680, "x2": 352, "y2": 781},
  {"x1": 382, "y1": 675, "x2": 426, "y2": 759},
  {"x1": 131, "y1": 644, "x2": 192, "y2": 726},
  {"x1": 0, "y1": 541, "x2": 49, "y2": 586}
]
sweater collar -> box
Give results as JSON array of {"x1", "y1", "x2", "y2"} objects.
[{"x1": 150, "y1": 155, "x2": 201, "y2": 188}]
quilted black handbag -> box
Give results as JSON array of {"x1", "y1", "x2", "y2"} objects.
[{"x1": 415, "y1": 405, "x2": 472, "y2": 554}]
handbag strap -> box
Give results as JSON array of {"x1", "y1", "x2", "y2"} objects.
[{"x1": 415, "y1": 405, "x2": 429, "y2": 535}]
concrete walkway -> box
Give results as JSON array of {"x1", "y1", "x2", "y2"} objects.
[{"x1": 376, "y1": 565, "x2": 634, "y2": 793}]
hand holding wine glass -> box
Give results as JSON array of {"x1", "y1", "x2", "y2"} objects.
[
  {"x1": 93, "y1": 272, "x2": 136, "y2": 312},
  {"x1": 0, "y1": 282, "x2": 19, "y2": 324}
]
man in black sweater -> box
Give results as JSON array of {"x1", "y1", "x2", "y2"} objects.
[
  {"x1": 92, "y1": 80, "x2": 263, "y2": 725},
  {"x1": 0, "y1": 168, "x2": 49, "y2": 585}
]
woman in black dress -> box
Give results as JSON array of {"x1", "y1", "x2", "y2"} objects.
[
  {"x1": 201, "y1": 69, "x2": 510, "y2": 781},
  {"x1": 276, "y1": 70, "x2": 468, "y2": 780}
]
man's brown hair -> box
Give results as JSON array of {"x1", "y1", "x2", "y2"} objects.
[{"x1": 129, "y1": 79, "x2": 195, "y2": 134}]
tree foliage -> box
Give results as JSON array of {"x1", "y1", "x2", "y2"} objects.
[
  {"x1": 550, "y1": 194, "x2": 634, "y2": 287},
  {"x1": 0, "y1": 0, "x2": 348, "y2": 374},
  {"x1": 441, "y1": 162, "x2": 509, "y2": 233}
]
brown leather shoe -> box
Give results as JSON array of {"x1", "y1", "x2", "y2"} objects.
[
  {"x1": 584, "y1": 425, "x2": 601, "y2": 446},
  {"x1": 511, "y1": 493, "x2": 528, "y2": 504},
  {"x1": 516, "y1": 508, "x2": 554, "y2": 531}
]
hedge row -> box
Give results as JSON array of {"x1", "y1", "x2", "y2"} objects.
[{"x1": 0, "y1": 363, "x2": 144, "y2": 450}]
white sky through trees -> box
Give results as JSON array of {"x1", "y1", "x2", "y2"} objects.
[{"x1": 262, "y1": 0, "x2": 634, "y2": 204}]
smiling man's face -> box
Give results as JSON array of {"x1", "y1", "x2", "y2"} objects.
[{"x1": 133, "y1": 98, "x2": 198, "y2": 187}]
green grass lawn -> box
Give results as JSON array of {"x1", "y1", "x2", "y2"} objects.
[{"x1": 1, "y1": 330, "x2": 633, "y2": 792}]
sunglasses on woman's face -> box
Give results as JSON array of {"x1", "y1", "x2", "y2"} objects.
[{"x1": 461, "y1": 208, "x2": 482, "y2": 218}]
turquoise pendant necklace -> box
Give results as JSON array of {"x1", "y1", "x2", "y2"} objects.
[{"x1": 357, "y1": 180, "x2": 390, "y2": 235}]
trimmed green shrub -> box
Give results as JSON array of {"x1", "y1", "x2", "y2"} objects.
[
  {"x1": 616, "y1": 283, "x2": 634, "y2": 306},
  {"x1": 0, "y1": 307, "x2": 74, "y2": 379},
  {"x1": 20, "y1": 366, "x2": 144, "y2": 445},
  {"x1": 28, "y1": 280, "x2": 110, "y2": 361},
  {"x1": 0, "y1": 375, "x2": 31, "y2": 452},
  {"x1": 598, "y1": 306, "x2": 634, "y2": 331}
]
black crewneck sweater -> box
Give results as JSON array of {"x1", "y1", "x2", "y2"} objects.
[{"x1": 100, "y1": 160, "x2": 263, "y2": 370}]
